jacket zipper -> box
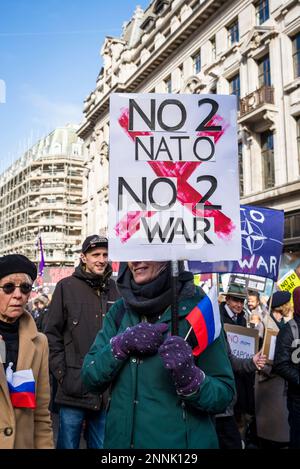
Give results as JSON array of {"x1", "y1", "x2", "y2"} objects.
[
  {"x1": 129, "y1": 314, "x2": 169, "y2": 448},
  {"x1": 129, "y1": 355, "x2": 140, "y2": 448},
  {"x1": 130, "y1": 316, "x2": 146, "y2": 448},
  {"x1": 181, "y1": 401, "x2": 189, "y2": 447}
]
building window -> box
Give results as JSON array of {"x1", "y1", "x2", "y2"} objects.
[
  {"x1": 154, "y1": 0, "x2": 170, "y2": 15},
  {"x1": 140, "y1": 15, "x2": 156, "y2": 32},
  {"x1": 165, "y1": 76, "x2": 172, "y2": 93},
  {"x1": 193, "y1": 50, "x2": 201, "y2": 74},
  {"x1": 256, "y1": 0, "x2": 269, "y2": 25},
  {"x1": 261, "y1": 130, "x2": 275, "y2": 189},
  {"x1": 229, "y1": 74, "x2": 240, "y2": 109},
  {"x1": 296, "y1": 212, "x2": 300, "y2": 238},
  {"x1": 296, "y1": 117, "x2": 300, "y2": 172},
  {"x1": 238, "y1": 141, "x2": 244, "y2": 196},
  {"x1": 228, "y1": 19, "x2": 239, "y2": 46},
  {"x1": 293, "y1": 33, "x2": 300, "y2": 78},
  {"x1": 46, "y1": 249, "x2": 53, "y2": 258},
  {"x1": 284, "y1": 211, "x2": 300, "y2": 241},
  {"x1": 258, "y1": 54, "x2": 271, "y2": 87},
  {"x1": 210, "y1": 36, "x2": 216, "y2": 61}
]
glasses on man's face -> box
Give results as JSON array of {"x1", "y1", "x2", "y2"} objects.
[{"x1": 0, "y1": 282, "x2": 33, "y2": 295}]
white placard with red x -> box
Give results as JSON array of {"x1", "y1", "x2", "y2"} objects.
[{"x1": 108, "y1": 93, "x2": 241, "y2": 262}]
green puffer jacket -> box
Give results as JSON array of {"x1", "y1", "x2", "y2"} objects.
[{"x1": 81, "y1": 292, "x2": 235, "y2": 449}]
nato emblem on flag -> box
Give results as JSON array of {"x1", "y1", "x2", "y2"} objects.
[
  {"x1": 6, "y1": 363, "x2": 36, "y2": 409},
  {"x1": 186, "y1": 286, "x2": 221, "y2": 356},
  {"x1": 188, "y1": 205, "x2": 284, "y2": 281}
]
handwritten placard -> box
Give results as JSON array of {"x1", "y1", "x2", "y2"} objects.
[{"x1": 224, "y1": 323, "x2": 259, "y2": 359}]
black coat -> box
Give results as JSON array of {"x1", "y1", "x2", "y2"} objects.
[
  {"x1": 45, "y1": 271, "x2": 120, "y2": 410},
  {"x1": 273, "y1": 317, "x2": 300, "y2": 397},
  {"x1": 219, "y1": 302, "x2": 254, "y2": 415}
]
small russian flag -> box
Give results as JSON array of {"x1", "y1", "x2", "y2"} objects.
[
  {"x1": 6, "y1": 363, "x2": 36, "y2": 409},
  {"x1": 186, "y1": 286, "x2": 221, "y2": 356}
]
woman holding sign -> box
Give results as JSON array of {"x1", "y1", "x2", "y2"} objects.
[
  {"x1": 82, "y1": 261, "x2": 235, "y2": 449},
  {"x1": 0, "y1": 254, "x2": 53, "y2": 449}
]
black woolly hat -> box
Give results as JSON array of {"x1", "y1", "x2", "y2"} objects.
[
  {"x1": 0, "y1": 254, "x2": 37, "y2": 281},
  {"x1": 269, "y1": 290, "x2": 291, "y2": 309}
]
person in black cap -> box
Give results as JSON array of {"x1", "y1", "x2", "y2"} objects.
[
  {"x1": 45, "y1": 235, "x2": 120, "y2": 449},
  {"x1": 0, "y1": 254, "x2": 53, "y2": 449}
]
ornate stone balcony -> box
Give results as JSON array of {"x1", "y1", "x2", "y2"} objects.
[{"x1": 239, "y1": 85, "x2": 274, "y2": 118}]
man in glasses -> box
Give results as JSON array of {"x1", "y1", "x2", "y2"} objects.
[
  {"x1": 45, "y1": 235, "x2": 119, "y2": 449},
  {"x1": 0, "y1": 254, "x2": 53, "y2": 448}
]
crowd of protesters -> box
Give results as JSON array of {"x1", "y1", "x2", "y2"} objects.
[{"x1": 0, "y1": 243, "x2": 300, "y2": 449}]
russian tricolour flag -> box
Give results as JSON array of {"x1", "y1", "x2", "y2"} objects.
[
  {"x1": 6, "y1": 363, "x2": 36, "y2": 409},
  {"x1": 186, "y1": 286, "x2": 221, "y2": 356}
]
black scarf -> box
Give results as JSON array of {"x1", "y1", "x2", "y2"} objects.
[
  {"x1": 117, "y1": 263, "x2": 194, "y2": 318},
  {"x1": 0, "y1": 318, "x2": 19, "y2": 371},
  {"x1": 73, "y1": 262, "x2": 112, "y2": 294}
]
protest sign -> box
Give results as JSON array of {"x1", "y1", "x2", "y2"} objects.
[
  {"x1": 109, "y1": 93, "x2": 241, "y2": 261},
  {"x1": 262, "y1": 328, "x2": 278, "y2": 364},
  {"x1": 189, "y1": 205, "x2": 284, "y2": 281},
  {"x1": 278, "y1": 269, "x2": 300, "y2": 300},
  {"x1": 224, "y1": 324, "x2": 258, "y2": 359},
  {"x1": 229, "y1": 273, "x2": 267, "y2": 292}
]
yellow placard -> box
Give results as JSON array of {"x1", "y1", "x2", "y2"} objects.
[
  {"x1": 277, "y1": 269, "x2": 300, "y2": 302},
  {"x1": 194, "y1": 274, "x2": 201, "y2": 286}
]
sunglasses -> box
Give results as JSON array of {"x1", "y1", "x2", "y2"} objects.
[{"x1": 0, "y1": 282, "x2": 33, "y2": 295}]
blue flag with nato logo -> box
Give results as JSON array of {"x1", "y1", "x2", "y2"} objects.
[{"x1": 188, "y1": 205, "x2": 284, "y2": 281}]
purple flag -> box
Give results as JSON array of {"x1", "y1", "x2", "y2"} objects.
[
  {"x1": 188, "y1": 205, "x2": 284, "y2": 281},
  {"x1": 38, "y1": 236, "x2": 45, "y2": 277}
]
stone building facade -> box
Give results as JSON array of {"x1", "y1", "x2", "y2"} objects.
[{"x1": 0, "y1": 125, "x2": 83, "y2": 265}]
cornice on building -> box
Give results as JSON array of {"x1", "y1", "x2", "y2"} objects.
[
  {"x1": 241, "y1": 180, "x2": 300, "y2": 207},
  {"x1": 78, "y1": 0, "x2": 230, "y2": 139}
]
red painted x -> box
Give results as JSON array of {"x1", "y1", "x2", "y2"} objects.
[{"x1": 115, "y1": 109, "x2": 234, "y2": 242}]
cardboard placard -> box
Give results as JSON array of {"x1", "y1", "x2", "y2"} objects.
[
  {"x1": 224, "y1": 323, "x2": 259, "y2": 359},
  {"x1": 262, "y1": 328, "x2": 278, "y2": 364}
]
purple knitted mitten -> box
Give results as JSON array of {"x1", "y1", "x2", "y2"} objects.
[
  {"x1": 159, "y1": 336, "x2": 205, "y2": 396},
  {"x1": 111, "y1": 322, "x2": 168, "y2": 360}
]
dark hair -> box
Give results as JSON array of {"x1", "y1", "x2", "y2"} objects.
[{"x1": 248, "y1": 290, "x2": 260, "y2": 299}]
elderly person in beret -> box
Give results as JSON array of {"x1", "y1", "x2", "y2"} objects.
[
  {"x1": 82, "y1": 261, "x2": 235, "y2": 449},
  {"x1": 255, "y1": 290, "x2": 291, "y2": 448},
  {"x1": 268, "y1": 290, "x2": 292, "y2": 329},
  {"x1": 0, "y1": 254, "x2": 53, "y2": 449}
]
